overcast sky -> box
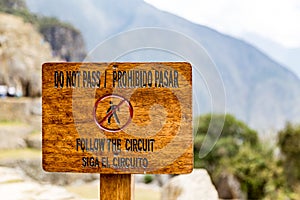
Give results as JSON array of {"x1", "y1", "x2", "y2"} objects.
[{"x1": 144, "y1": 0, "x2": 300, "y2": 48}]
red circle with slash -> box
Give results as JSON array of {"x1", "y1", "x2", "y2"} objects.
[{"x1": 93, "y1": 94, "x2": 133, "y2": 132}]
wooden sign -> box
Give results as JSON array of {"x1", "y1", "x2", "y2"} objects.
[{"x1": 42, "y1": 62, "x2": 193, "y2": 174}]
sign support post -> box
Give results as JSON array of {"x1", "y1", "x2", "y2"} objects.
[{"x1": 100, "y1": 174, "x2": 133, "y2": 200}]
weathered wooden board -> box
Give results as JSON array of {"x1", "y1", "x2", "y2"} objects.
[{"x1": 42, "y1": 62, "x2": 193, "y2": 174}]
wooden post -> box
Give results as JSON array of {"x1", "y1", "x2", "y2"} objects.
[{"x1": 100, "y1": 174, "x2": 133, "y2": 200}]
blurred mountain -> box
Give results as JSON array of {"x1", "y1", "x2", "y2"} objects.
[
  {"x1": 0, "y1": 0, "x2": 27, "y2": 10},
  {"x1": 25, "y1": 0, "x2": 300, "y2": 132},
  {"x1": 38, "y1": 17, "x2": 86, "y2": 61},
  {"x1": 0, "y1": 0, "x2": 87, "y2": 97},
  {"x1": 0, "y1": 0, "x2": 86, "y2": 61},
  {"x1": 0, "y1": 13, "x2": 54, "y2": 97},
  {"x1": 242, "y1": 32, "x2": 300, "y2": 78}
]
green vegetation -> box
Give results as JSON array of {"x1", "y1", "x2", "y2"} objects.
[
  {"x1": 230, "y1": 144, "x2": 293, "y2": 199},
  {"x1": 0, "y1": 0, "x2": 38, "y2": 25},
  {"x1": 144, "y1": 174, "x2": 154, "y2": 184},
  {"x1": 194, "y1": 114, "x2": 298, "y2": 199},
  {"x1": 1, "y1": 179, "x2": 24, "y2": 184},
  {"x1": 38, "y1": 16, "x2": 80, "y2": 34},
  {"x1": 0, "y1": 0, "x2": 27, "y2": 11},
  {"x1": 0, "y1": 0, "x2": 79, "y2": 37},
  {"x1": 278, "y1": 123, "x2": 300, "y2": 189},
  {"x1": 0, "y1": 148, "x2": 40, "y2": 161},
  {"x1": 194, "y1": 114, "x2": 258, "y2": 171},
  {"x1": 0, "y1": 119, "x2": 24, "y2": 126}
]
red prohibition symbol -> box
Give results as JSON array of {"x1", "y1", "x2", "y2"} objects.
[{"x1": 93, "y1": 94, "x2": 133, "y2": 132}]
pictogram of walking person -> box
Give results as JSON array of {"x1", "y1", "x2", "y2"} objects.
[{"x1": 106, "y1": 101, "x2": 120, "y2": 125}]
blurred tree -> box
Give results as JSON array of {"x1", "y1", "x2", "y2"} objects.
[
  {"x1": 278, "y1": 123, "x2": 300, "y2": 188},
  {"x1": 194, "y1": 114, "x2": 294, "y2": 199},
  {"x1": 194, "y1": 114, "x2": 259, "y2": 172},
  {"x1": 229, "y1": 144, "x2": 293, "y2": 199}
]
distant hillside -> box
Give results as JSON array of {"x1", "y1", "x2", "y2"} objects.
[
  {"x1": 242, "y1": 32, "x2": 300, "y2": 78},
  {"x1": 0, "y1": 0, "x2": 87, "y2": 97},
  {"x1": 0, "y1": 0, "x2": 86, "y2": 61},
  {"x1": 38, "y1": 17, "x2": 86, "y2": 61},
  {"x1": 0, "y1": 13, "x2": 54, "y2": 96},
  {"x1": 26, "y1": 0, "x2": 300, "y2": 132}
]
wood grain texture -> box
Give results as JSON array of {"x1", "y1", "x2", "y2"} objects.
[
  {"x1": 42, "y1": 62, "x2": 193, "y2": 174},
  {"x1": 100, "y1": 174, "x2": 133, "y2": 200}
]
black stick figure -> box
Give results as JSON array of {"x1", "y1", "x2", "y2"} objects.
[{"x1": 107, "y1": 101, "x2": 120, "y2": 125}]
